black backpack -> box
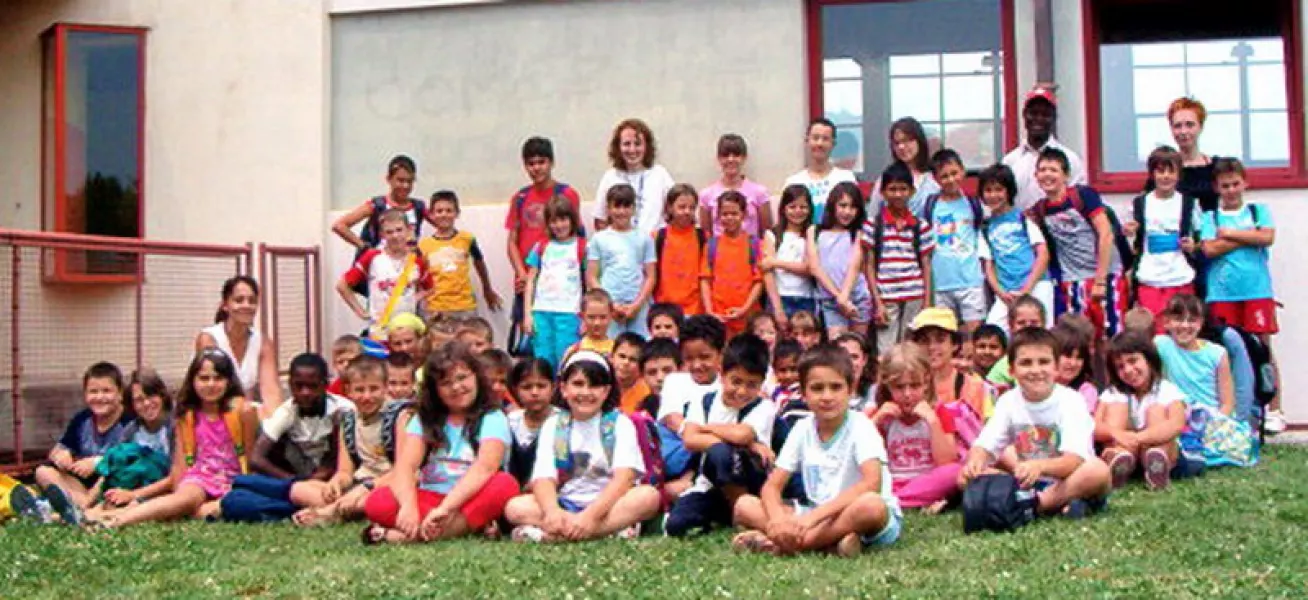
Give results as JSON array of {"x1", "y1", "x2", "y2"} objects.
[
  {"x1": 1129, "y1": 192, "x2": 1204, "y2": 298},
  {"x1": 1201, "y1": 323, "x2": 1278, "y2": 442},
  {"x1": 962, "y1": 473, "x2": 1039, "y2": 534}
]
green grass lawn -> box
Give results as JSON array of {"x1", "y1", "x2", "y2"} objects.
[{"x1": 4, "y1": 446, "x2": 1307, "y2": 599}]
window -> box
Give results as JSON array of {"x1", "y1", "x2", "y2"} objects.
[
  {"x1": 1085, "y1": 0, "x2": 1305, "y2": 190},
  {"x1": 42, "y1": 24, "x2": 147, "y2": 281},
  {"x1": 808, "y1": 0, "x2": 1017, "y2": 177}
]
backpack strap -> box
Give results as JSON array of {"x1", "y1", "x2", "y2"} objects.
[
  {"x1": 340, "y1": 409, "x2": 359, "y2": 463},
  {"x1": 1247, "y1": 204, "x2": 1262, "y2": 228},
  {"x1": 1179, "y1": 194, "x2": 1197, "y2": 241},
  {"x1": 655, "y1": 228, "x2": 668, "y2": 258},
  {"x1": 922, "y1": 193, "x2": 941, "y2": 227},
  {"x1": 553, "y1": 411, "x2": 574, "y2": 484},
  {"x1": 954, "y1": 372, "x2": 965, "y2": 402},
  {"x1": 738, "y1": 398, "x2": 763, "y2": 422},
  {"x1": 968, "y1": 197, "x2": 984, "y2": 233},
  {"x1": 707, "y1": 236, "x2": 719, "y2": 276},
  {"x1": 180, "y1": 409, "x2": 197, "y2": 467},
  {"x1": 224, "y1": 399, "x2": 248, "y2": 474},
  {"x1": 380, "y1": 400, "x2": 415, "y2": 463},
  {"x1": 1131, "y1": 194, "x2": 1147, "y2": 253},
  {"x1": 599, "y1": 410, "x2": 619, "y2": 467},
  {"x1": 411, "y1": 198, "x2": 427, "y2": 237},
  {"x1": 702, "y1": 391, "x2": 717, "y2": 420},
  {"x1": 361, "y1": 196, "x2": 389, "y2": 246}
]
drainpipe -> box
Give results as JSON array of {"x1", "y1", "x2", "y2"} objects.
[{"x1": 1033, "y1": 0, "x2": 1055, "y2": 84}]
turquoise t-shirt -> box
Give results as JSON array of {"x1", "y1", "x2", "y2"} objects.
[
  {"x1": 1155, "y1": 335, "x2": 1226, "y2": 412},
  {"x1": 586, "y1": 228, "x2": 655, "y2": 304},
  {"x1": 1198, "y1": 204, "x2": 1274, "y2": 302},
  {"x1": 406, "y1": 410, "x2": 511, "y2": 494},
  {"x1": 929, "y1": 196, "x2": 984, "y2": 292}
]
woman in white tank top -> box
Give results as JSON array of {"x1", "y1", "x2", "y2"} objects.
[{"x1": 195, "y1": 276, "x2": 282, "y2": 418}]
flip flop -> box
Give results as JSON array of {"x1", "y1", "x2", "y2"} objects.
[{"x1": 44, "y1": 485, "x2": 84, "y2": 527}]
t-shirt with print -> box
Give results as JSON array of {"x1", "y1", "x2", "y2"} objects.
[
  {"x1": 974, "y1": 385, "x2": 1095, "y2": 466},
  {"x1": 526, "y1": 238, "x2": 586, "y2": 313},
  {"x1": 261, "y1": 395, "x2": 353, "y2": 475},
  {"x1": 57, "y1": 409, "x2": 130, "y2": 459},
  {"x1": 765, "y1": 229, "x2": 814, "y2": 299},
  {"x1": 530, "y1": 411, "x2": 645, "y2": 507},
  {"x1": 683, "y1": 393, "x2": 777, "y2": 493},
  {"x1": 656, "y1": 372, "x2": 722, "y2": 423},
  {"x1": 508, "y1": 406, "x2": 558, "y2": 450},
  {"x1": 1154, "y1": 335, "x2": 1226, "y2": 412},
  {"x1": 505, "y1": 183, "x2": 582, "y2": 260},
  {"x1": 352, "y1": 409, "x2": 391, "y2": 481},
  {"x1": 700, "y1": 179, "x2": 770, "y2": 237},
  {"x1": 1099, "y1": 380, "x2": 1186, "y2": 432},
  {"x1": 928, "y1": 196, "x2": 985, "y2": 292},
  {"x1": 587, "y1": 227, "x2": 656, "y2": 305},
  {"x1": 341, "y1": 249, "x2": 428, "y2": 330},
  {"x1": 775, "y1": 411, "x2": 899, "y2": 515},
  {"x1": 1198, "y1": 204, "x2": 1274, "y2": 302},
  {"x1": 418, "y1": 230, "x2": 483, "y2": 313},
  {"x1": 594, "y1": 166, "x2": 676, "y2": 237},
  {"x1": 784, "y1": 167, "x2": 858, "y2": 225},
  {"x1": 978, "y1": 208, "x2": 1047, "y2": 292},
  {"x1": 653, "y1": 224, "x2": 706, "y2": 314},
  {"x1": 1032, "y1": 186, "x2": 1122, "y2": 282},
  {"x1": 701, "y1": 233, "x2": 762, "y2": 313},
  {"x1": 881, "y1": 404, "x2": 957, "y2": 482},
  {"x1": 406, "y1": 410, "x2": 511, "y2": 495},
  {"x1": 1135, "y1": 191, "x2": 1196, "y2": 288},
  {"x1": 861, "y1": 207, "x2": 935, "y2": 302}
]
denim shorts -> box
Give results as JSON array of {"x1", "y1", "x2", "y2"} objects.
[
  {"x1": 859, "y1": 508, "x2": 903, "y2": 548},
  {"x1": 819, "y1": 293, "x2": 872, "y2": 327}
]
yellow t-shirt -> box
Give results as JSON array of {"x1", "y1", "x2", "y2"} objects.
[
  {"x1": 418, "y1": 230, "x2": 481, "y2": 313},
  {"x1": 578, "y1": 337, "x2": 615, "y2": 356}
]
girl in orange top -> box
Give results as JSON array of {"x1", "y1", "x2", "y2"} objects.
[
  {"x1": 700, "y1": 191, "x2": 763, "y2": 337},
  {"x1": 653, "y1": 184, "x2": 706, "y2": 315}
]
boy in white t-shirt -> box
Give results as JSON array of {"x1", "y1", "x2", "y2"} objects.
[
  {"x1": 961, "y1": 328, "x2": 1111, "y2": 517},
  {"x1": 732, "y1": 345, "x2": 901, "y2": 557},
  {"x1": 655, "y1": 315, "x2": 728, "y2": 496},
  {"x1": 665, "y1": 334, "x2": 777, "y2": 537},
  {"x1": 784, "y1": 117, "x2": 858, "y2": 225},
  {"x1": 335, "y1": 209, "x2": 430, "y2": 339},
  {"x1": 1125, "y1": 146, "x2": 1197, "y2": 328}
]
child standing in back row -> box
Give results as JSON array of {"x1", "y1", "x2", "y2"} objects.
[
  {"x1": 810, "y1": 182, "x2": 872, "y2": 338},
  {"x1": 1126, "y1": 146, "x2": 1198, "y2": 328},
  {"x1": 700, "y1": 134, "x2": 773, "y2": 239},
  {"x1": 654, "y1": 185, "x2": 707, "y2": 317},
  {"x1": 506, "y1": 136, "x2": 583, "y2": 326},
  {"x1": 784, "y1": 118, "x2": 858, "y2": 224},
  {"x1": 701, "y1": 191, "x2": 764, "y2": 337},
  {"x1": 762, "y1": 185, "x2": 816, "y2": 330},
  {"x1": 419, "y1": 190, "x2": 503, "y2": 320},
  {"x1": 865, "y1": 163, "x2": 935, "y2": 351},
  {"x1": 523, "y1": 197, "x2": 588, "y2": 370},
  {"x1": 925, "y1": 149, "x2": 988, "y2": 333},
  {"x1": 977, "y1": 164, "x2": 1053, "y2": 331},
  {"x1": 589, "y1": 185, "x2": 658, "y2": 338}
]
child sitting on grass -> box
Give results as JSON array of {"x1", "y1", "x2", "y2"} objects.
[
  {"x1": 566, "y1": 289, "x2": 617, "y2": 358},
  {"x1": 386, "y1": 353, "x2": 418, "y2": 402},
  {"x1": 970, "y1": 325, "x2": 1007, "y2": 379},
  {"x1": 455, "y1": 317, "x2": 495, "y2": 356},
  {"x1": 478, "y1": 349, "x2": 515, "y2": 409},
  {"x1": 870, "y1": 343, "x2": 962, "y2": 513},
  {"x1": 327, "y1": 335, "x2": 364, "y2": 396},
  {"x1": 1097, "y1": 333, "x2": 1188, "y2": 490},
  {"x1": 960, "y1": 328, "x2": 1111, "y2": 519},
  {"x1": 83, "y1": 369, "x2": 176, "y2": 518},
  {"x1": 909, "y1": 308, "x2": 993, "y2": 420},
  {"x1": 613, "y1": 333, "x2": 650, "y2": 415},
  {"x1": 505, "y1": 352, "x2": 662, "y2": 542},
  {"x1": 507, "y1": 359, "x2": 558, "y2": 487},
  {"x1": 362, "y1": 344, "x2": 519, "y2": 544},
  {"x1": 732, "y1": 344, "x2": 901, "y2": 557},
  {"x1": 834, "y1": 332, "x2": 877, "y2": 412},
  {"x1": 387, "y1": 313, "x2": 425, "y2": 362},
  {"x1": 646, "y1": 302, "x2": 684, "y2": 342},
  {"x1": 985, "y1": 295, "x2": 1048, "y2": 394},
  {"x1": 789, "y1": 310, "x2": 823, "y2": 350},
  {"x1": 1051, "y1": 319, "x2": 1099, "y2": 414}
]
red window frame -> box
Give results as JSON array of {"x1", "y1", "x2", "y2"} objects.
[
  {"x1": 41, "y1": 23, "x2": 148, "y2": 284},
  {"x1": 1082, "y1": 0, "x2": 1308, "y2": 193},
  {"x1": 804, "y1": 0, "x2": 1020, "y2": 192}
]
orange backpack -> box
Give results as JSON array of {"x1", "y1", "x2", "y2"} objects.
[{"x1": 178, "y1": 398, "x2": 250, "y2": 474}]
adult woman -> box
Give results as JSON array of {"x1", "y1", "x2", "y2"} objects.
[
  {"x1": 195, "y1": 276, "x2": 282, "y2": 417},
  {"x1": 1147, "y1": 97, "x2": 1220, "y2": 213},
  {"x1": 869, "y1": 117, "x2": 940, "y2": 218},
  {"x1": 592, "y1": 118, "x2": 675, "y2": 237}
]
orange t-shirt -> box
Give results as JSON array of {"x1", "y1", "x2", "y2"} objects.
[
  {"x1": 653, "y1": 225, "x2": 705, "y2": 315},
  {"x1": 620, "y1": 379, "x2": 652, "y2": 415},
  {"x1": 935, "y1": 371, "x2": 995, "y2": 420},
  {"x1": 701, "y1": 232, "x2": 761, "y2": 314}
]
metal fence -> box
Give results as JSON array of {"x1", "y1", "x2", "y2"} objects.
[{"x1": 0, "y1": 229, "x2": 320, "y2": 474}]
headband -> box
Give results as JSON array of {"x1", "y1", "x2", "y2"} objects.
[{"x1": 563, "y1": 350, "x2": 610, "y2": 374}]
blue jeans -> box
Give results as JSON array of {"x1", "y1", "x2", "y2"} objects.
[
  {"x1": 532, "y1": 310, "x2": 580, "y2": 370},
  {"x1": 608, "y1": 301, "x2": 650, "y2": 339},
  {"x1": 778, "y1": 296, "x2": 816, "y2": 318},
  {"x1": 665, "y1": 443, "x2": 768, "y2": 537},
  {"x1": 219, "y1": 474, "x2": 297, "y2": 523}
]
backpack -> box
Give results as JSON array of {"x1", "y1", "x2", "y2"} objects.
[
  {"x1": 553, "y1": 409, "x2": 663, "y2": 488},
  {"x1": 961, "y1": 473, "x2": 1039, "y2": 534},
  {"x1": 657, "y1": 391, "x2": 760, "y2": 478},
  {"x1": 770, "y1": 391, "x2": 810, "y2": 454},
  {"x1": 179, "y1": 398, "x2": 250, "y2": 474},
  {"x1": 1026, "y1": 186, "x2": 1135, "y2": 281},
  {"x1": 868, "y1": 210, "x2": 926, "y2": 273},
  {"x1": 351, "y1": 196, "x2": 427, "y2": 296},
  {"x1": 1202, "y1": 323, "x2": 1277, "y2": 443},
  {"x1": 704, "y1": 234, "x2": 760, "y2": 277},
  {"x1": 378, "y1": 400, "x2": 416, "y2": 464},
  {"x1": 940, "y1": 373, "x2": 985, "y2": 456},
  {"x1": 1130, "y1": 192, "x2": 1203, "y2": 296},
  {"x1": 93, "y1": 442, "x2": 171, "y2": 503}
]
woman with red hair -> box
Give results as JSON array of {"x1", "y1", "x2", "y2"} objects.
[{"x1": 1146, "y1": 98, "x2": 1220, "y2": 213}]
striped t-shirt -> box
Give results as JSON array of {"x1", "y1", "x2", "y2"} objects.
[{"x1": 861, "y1": 208, "x2": 935, "y2": 302}]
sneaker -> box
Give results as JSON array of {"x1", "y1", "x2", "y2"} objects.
[
  {"x1": 8, "y1": 485, "x2": 48, "y2": 523},
  {"x1": 1264, "y1": 410, "x2": 1288, "y2": 434},
  {"x1": 43, "y1": 485, "x2": 84, "y2": 526},
  {"x1": 1143, "y1": 447, "x2": 1172, "y2": 491},
  {"x1": 614, "y1": 522, "x2": 641, "y2": 540},
  {"x1": 1107, "y1": 451, "x2": 1136, "y2": 490},
  {"x1": 510, "y1": 525, "x2": 546, "y2": 543}
]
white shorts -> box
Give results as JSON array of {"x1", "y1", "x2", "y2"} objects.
[{"x1": 934, "y1": 286, "x2": 988, "y2": 324}]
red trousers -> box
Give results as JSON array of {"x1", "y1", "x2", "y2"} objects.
[{"x1": 364, "y1": 472, "x2": 518, "y2": 530}]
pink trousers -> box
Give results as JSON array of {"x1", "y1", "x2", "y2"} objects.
[{"x1": 892, "y1": 463, "x2": 963, "y2": 508}]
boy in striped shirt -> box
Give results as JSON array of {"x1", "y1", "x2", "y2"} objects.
[{"x1": 863, "y1": 163, "x2": 935, "y2": 353}]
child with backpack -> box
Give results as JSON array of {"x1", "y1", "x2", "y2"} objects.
[
  {"x1": 762, "y1": 184, "x2": 816, "y2": 329},
  {"x1": 336, "y1": 209, "x2": 430, "y2": 340},
  {"x1": 869, "y1": 343, "x2": 965, "y2": 513},
  {"x1": 976, "y1": 163, "x2": 1053, "y2": 331},
  {"x1": 331, "y1": 155, "x2": 432, "y2": 252},
  {"x1": 1125, "y1": 146, "x2": 1199, "y2": 329},
  {"x1": 1098, "y1": 333, "x2": 1189, "y2": 490},
  {"x1": 589, "y1": 184, "x2": 658, "y2": 338},
  {"x1": 654, "y1": 184, "x2": 707, "y2": 317},
  {"x1": 1026, "y1": 147, "x2": 1130, "y2": 339},
  {"x1": 961, "y1": 328, "x2": 1111, "y2": 519},
  {"x1": 506, "y1": 137, "x2": 583, "y2": 351},
  {"x1": 522, "y1": 197, "x2": 588, "y2": 370},
  {"x1": 665, "y1": 334, "x2": 777, "y2": 537},
  {"x1": 864, "y1": 163, "x2": 935, "y2": 351},
  {"x1": 701, "y1": 191, "x2": 764, "y2": 337},
  {"x1": 701, "y1": 134, "x2": 773, "y2": 238},
  {"x1": 732, "y1": 344, "x2": 901, "y2": 557},
  {"x1": 91, "y1": 349, "x2": 259, "y2": 528},
  {"x1": 505, "y1": 352, "x2": 663, "y2": 542},
  {"x1": 362, "y1": 344, "x2": 519, "y2": 544},
  {"x1": 1155, "y1": 295, "x2": 1256, "y2": 467},
  {"x1": 924, "y1": 149, "x2": 988, "y2": 332},
  {"x1": 810, "y1": 182, "x2": 872, "y2": 338},
  {"x1": 1199, "y1": 157, "x2": 1284, "y2": 433},
  {"x1": 909, "y1": 308, "x2": 993, "y2": 420},
  {"x1": 507, "y1": 359, "x2": 558, "y2": 488},
  {"x1": 419, "y1": 190, "x2": 503, "y2": 320}
]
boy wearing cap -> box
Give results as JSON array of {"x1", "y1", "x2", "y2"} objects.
[
  {"x1": 909, "y1": 307, "x2": 993, "y2": 420},
  {"x1": 1002, "y1": 84, "x2": 1087, "y2": 212}
]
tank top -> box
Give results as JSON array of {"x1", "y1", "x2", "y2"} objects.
[
  {"x1": 816, "y1": 230, "x2": 865, "y2": 300},
  {"x1": 200, "y1": 323, "x2": 262, "y2": 398},
  {"x1": 767, "y1": 229, "x2": 814, "y2": 298}
]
